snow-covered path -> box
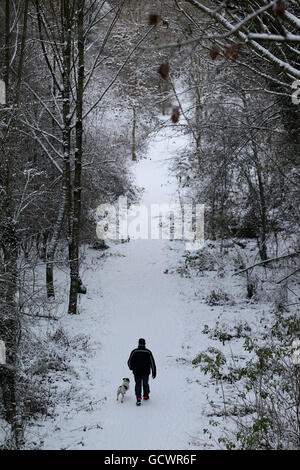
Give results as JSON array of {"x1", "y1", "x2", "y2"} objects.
[
  {"x1": 41, "y1": 127, "x2": 213, "y2": 450},
  {"x1": 88, "y1": 131, "x2": 196, "y2": 449}
]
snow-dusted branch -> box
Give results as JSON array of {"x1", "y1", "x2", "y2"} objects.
[
  {"x1": 233, "y1": 252, "x2": 300, "y2": 276},
  {"x1": 83, "y1": 24, "x2": 156, "y2": 120},
  {"x1": 182, "y1": 0, "x2": 300, "y2": 81}
]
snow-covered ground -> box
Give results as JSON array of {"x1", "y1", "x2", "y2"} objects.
[
  {"x1": 23, "y1": 122, "x2": 275, "y2": 450},
  {"x1": 27, "y1": 124, "x2": 219, "y2": 450}
]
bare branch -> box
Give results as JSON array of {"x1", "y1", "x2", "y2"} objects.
[{"x1": 233, "y1": 252, "x2": 300, "y2": 276}]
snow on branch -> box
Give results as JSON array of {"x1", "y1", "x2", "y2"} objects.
[
  {"x1": 175, "y1": 0, "x2": 300, "y2": 84},
  {"x1": 232, "y1": 252, "x2": 300, "y2": 276}
]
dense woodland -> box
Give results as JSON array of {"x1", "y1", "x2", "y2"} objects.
[{"x1": 0, "y1": 0, "x2": 299, "y2": 449}]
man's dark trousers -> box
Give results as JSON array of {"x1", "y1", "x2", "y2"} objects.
[{"x1": 134, "y1": 374, "x2": 150, "y2": 398}]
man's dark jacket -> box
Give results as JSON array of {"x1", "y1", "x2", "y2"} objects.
[{"x1": 127, "y1": 345, "x2": 156, "y2": 377}]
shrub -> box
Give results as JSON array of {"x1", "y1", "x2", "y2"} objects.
[
  {"x1": 205, "y1": 289, "x2": 235, "y2": 306},
  {"x1": 193, "y1": 311, "x2": 300, "y2": 449}
]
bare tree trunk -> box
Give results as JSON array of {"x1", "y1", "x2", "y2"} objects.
[
  {"x1": 59, "y1": 1, "x2": 75, "y2": 311},
  {"x1": 40, "y1": 230, "x2": 48, "y2": 261},
  {"x1": 210, "y1": 193, "x2": 216, "y2": 241},
  {"x1": 4, "y1": 0, "x2": 10, "y2": 102},
  {"x1": 68, "y1": 0, "x2": 86, "y2": 314},
  {"x1": 256, "y1": 163, "x2": 268, "y2": 261},
  {"x1": 15, "y1": 0, "x2": 29, "y2": 105},
  {"x1": 0, "y1": 1, "x2": 25, "y2": 447},
  {"x1": 45, "y1": 192, "x2": 66, "y2": 299}
]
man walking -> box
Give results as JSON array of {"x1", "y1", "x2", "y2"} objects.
[{"x1": 127, "y1": 338, "x2": 156, "y2": 406}]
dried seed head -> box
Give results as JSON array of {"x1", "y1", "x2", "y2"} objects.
[
  {"x1": 209, "y1": 44, "x2": 220, "y2": 60},
  {"x1": 171, "y1": 106, "x2": 180, "y2": 124},
  {"x1": 274, "y1": 1, "x2": 285, "y2": 18},
  {"x1": 225, "y1": 43, "x2": 242, "y2": 61},
  {"x1": 149, "y1": 13, "x2": 161, "y2": 25},
  {"x1": 158, "y1": 62, "x2": 170, "y2": 80}
]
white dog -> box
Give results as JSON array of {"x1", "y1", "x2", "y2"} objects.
[{"x1": 116, "y1": 378, "x2": 130, "y2": 403}]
